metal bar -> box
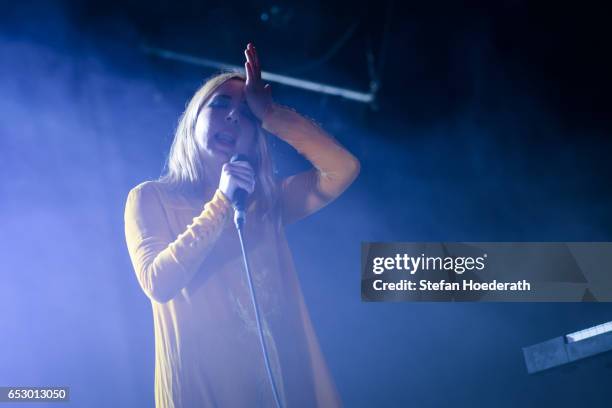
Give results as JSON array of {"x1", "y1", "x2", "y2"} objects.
[
  {"x1": 142, "y1": 45, "x2": 375, "y2": 103},
  {"x1": 523, "y1": 321, "x2": 612, "y2": 373},
  {"x1": 566, "y1": 321, "x2": 612, "y2": 343}
]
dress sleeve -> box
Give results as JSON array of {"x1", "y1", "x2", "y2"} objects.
[
  {"x1": 124, "y1": 183, "x2": 231, "y2": 303},
  {"x1": 261, "y1": 103, "x2": 361, "y2": 225}
]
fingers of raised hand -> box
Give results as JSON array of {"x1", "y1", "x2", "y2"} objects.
[
  {"x1": 244, "y1": 43, "x2": 261, "y2": 80},
  {"x1": 249, "y1": 44, "x2": 260, "y2": 77},
  {"x1": 244, "y1": 61, "x2": 253, "y2": 84}
]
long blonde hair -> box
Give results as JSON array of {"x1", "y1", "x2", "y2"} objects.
[{"x1": 160, "y1": 72, "x2": 279, "y2": 221}]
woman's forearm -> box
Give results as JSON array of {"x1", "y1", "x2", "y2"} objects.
[
  {"x1": 261, "y1": 103, "x2": 361, "y2": 224},
  {"x1": 125, "y1": 184, "x2": 231, "y2": 303},
  {"x1": 262, "y1": 103, "x2": 361, "y2": 178}
]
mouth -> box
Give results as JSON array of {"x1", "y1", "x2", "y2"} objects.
[{"x1": 213, "y1": 131, "x2": 238, "y2": 151}]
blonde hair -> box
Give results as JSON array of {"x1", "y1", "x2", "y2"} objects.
[{"x1": 160, "y1": 72, "x2": 279, "y2": 221}]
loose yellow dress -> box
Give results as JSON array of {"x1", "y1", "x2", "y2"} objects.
[{"x1": 124, "y1": 104, "x2": 360, "y2": 407}]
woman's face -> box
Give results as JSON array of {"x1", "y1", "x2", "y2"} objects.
[{"x1": 195, "y1": 79, "x2": 258, "y2": 169}]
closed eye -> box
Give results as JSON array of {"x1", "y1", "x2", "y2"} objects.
[
  {"x1": 205, "y1": 95, "x2": 257, "y2": 122},
  {"x1": 208, "y1": 99, "x2": 229, "y2": 108}
]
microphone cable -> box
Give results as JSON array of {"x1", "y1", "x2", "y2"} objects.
[{"x1": 231, "y1": 155, "x2": 283, "y2": 408}]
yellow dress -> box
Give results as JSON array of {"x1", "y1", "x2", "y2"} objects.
[{"x1": 124, "y1": 104, "x2": 360, "y2": 407}]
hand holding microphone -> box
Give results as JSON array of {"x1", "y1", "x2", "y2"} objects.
[{"x1": 219, "y1": 154, "x2": 255, "y2": 229}]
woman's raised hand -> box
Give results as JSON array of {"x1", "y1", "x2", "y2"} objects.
[{"x1": 244, "y1": 43, "x2": 273, "y2": 121}]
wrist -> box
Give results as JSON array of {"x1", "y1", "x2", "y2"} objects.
[{"x1": 216, "y1": 188, "x2": 231, "y2": 205}]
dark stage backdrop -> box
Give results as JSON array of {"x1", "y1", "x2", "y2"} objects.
[{"x1": 1, "y1": 1, "x2": 612, "y2": 407}]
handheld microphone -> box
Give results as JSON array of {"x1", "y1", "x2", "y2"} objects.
[{"x1": 229, "y1": 154, "x2": 251, "y2": 230}]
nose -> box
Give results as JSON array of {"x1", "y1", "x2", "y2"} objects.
[{"x1": 225, "y1": 109, "x2": 239, "y2": 124}]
